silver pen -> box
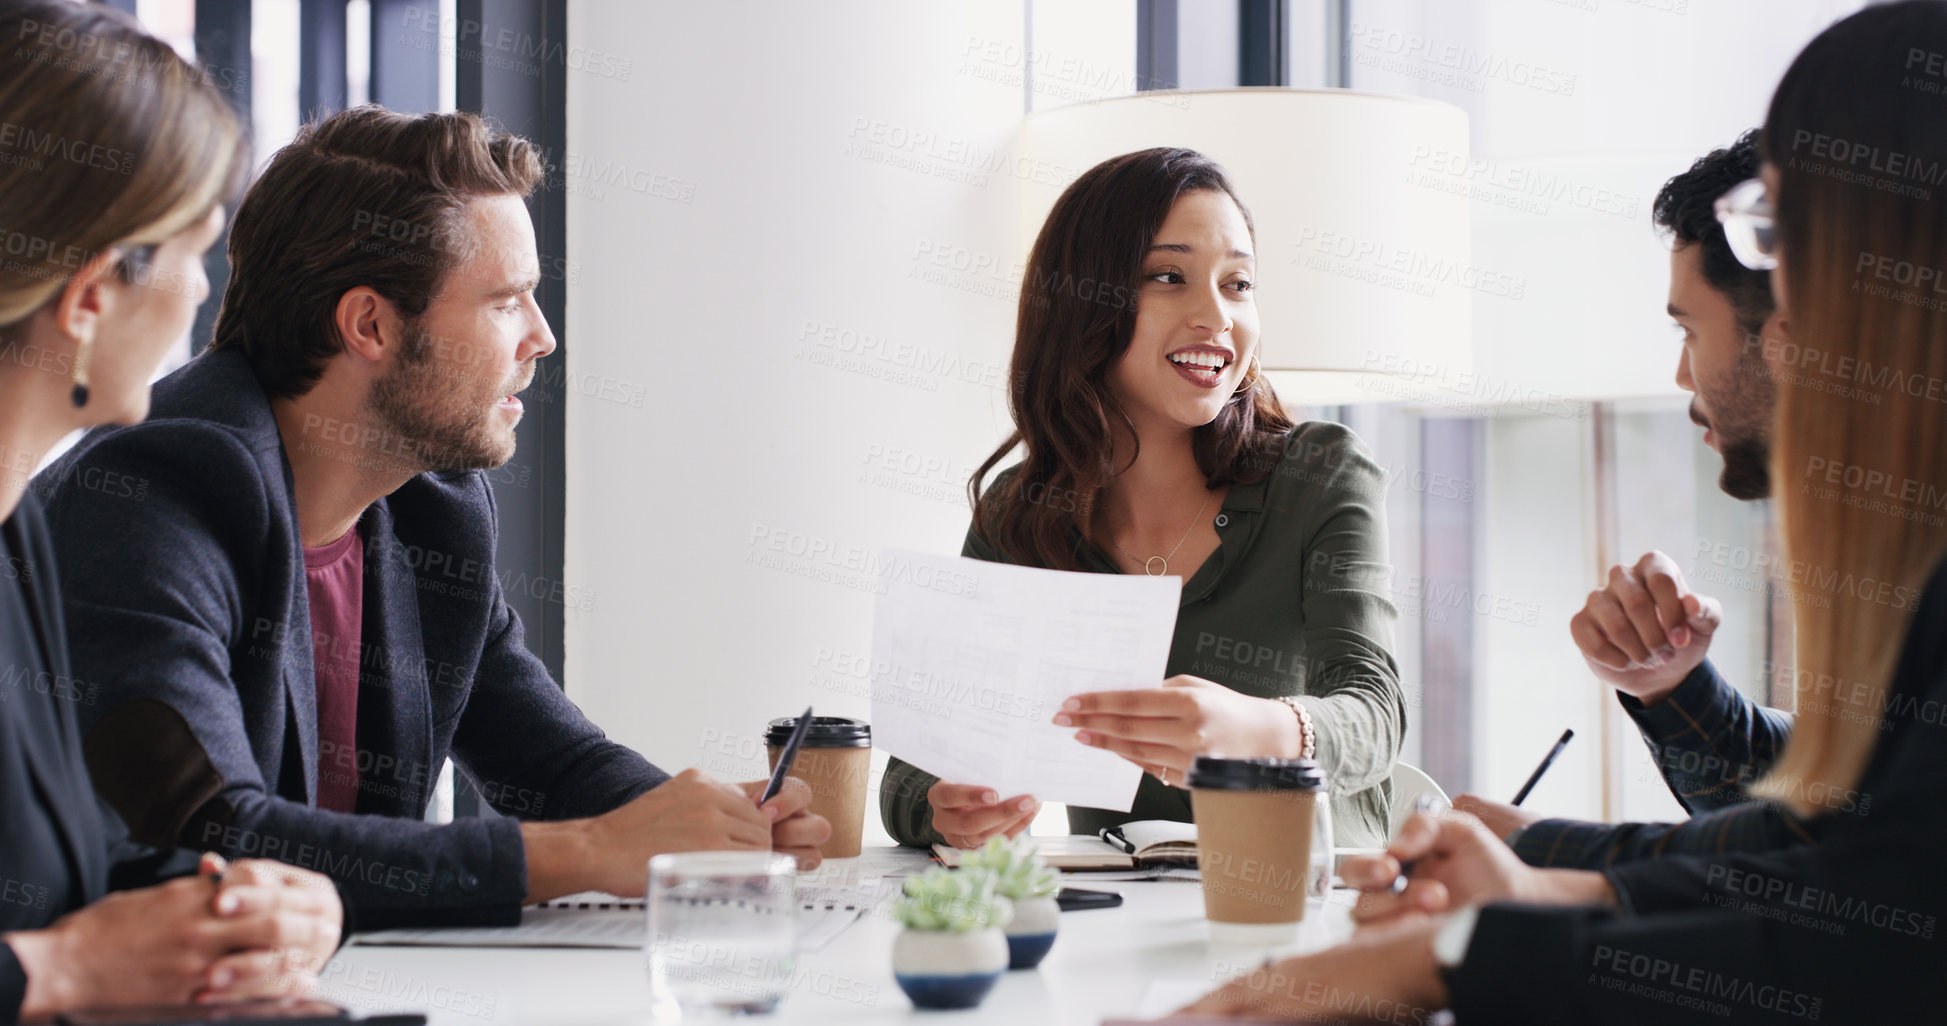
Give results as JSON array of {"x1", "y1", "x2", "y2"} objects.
[{"x1": 1389, "y1": 793, "x2": 1445, "y2": 895}]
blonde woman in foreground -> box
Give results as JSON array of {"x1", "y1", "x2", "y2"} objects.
[{"x1": 0, "y1": 2, "x2": 341, "y2": 1020}]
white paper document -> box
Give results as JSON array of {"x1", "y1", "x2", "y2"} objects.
[{"x1": 870, "y1": 549, "x2": 1181, "y2": 811}]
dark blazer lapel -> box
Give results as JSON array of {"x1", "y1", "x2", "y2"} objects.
[
  {"x1": 282, "y1": 576, "x2": 320, "y2": 807},
  {"x1": 8, "y1": 510, "x2": 108, "y2": 903},
  {"x1": 354, "y1": 500, "x2": 433, "y2": 817},
  {"x1": 247, "y1": 407, "x2": 323, "y2": 808}
]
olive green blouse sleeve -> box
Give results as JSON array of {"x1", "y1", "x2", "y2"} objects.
[
  {"x1": 878, "y1": 755, "x2": 947, "y2": 848},
  {"x1": 1282, "y1": 423, "x2": 1407, "y2": 798},
  {"x1": 876, "y1": 522, "x2": 1003, "y2": 848}
]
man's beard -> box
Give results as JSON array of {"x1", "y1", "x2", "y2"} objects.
[
  {"x1": 1718, "y1": 434, "x2": 1771, "y2": 501},
  {"x1": 365, "y1": 324, "x2": 519, "y2": 474},
  {"x1": 1701, "y1": 351, "x2": 1777, "y2": 502}
]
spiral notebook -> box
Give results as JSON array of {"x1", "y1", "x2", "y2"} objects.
[{"x1": 352, "y1": 886, "x2": 884, "y2": 951}]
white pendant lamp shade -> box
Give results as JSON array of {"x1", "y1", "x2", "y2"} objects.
[{"x1": 1021, "y1": 88, "x2": 1473, "y2": 406}]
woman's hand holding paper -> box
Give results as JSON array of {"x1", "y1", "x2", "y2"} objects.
[{"x1": 1053, "y1": 675, "x2": 1304, "y2": 785}]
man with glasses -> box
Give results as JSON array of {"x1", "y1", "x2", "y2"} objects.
[{"x1": 1449, "y1": 131, "x2": 1806, "y2": 868}]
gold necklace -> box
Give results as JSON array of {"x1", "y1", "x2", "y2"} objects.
[{"x1": 1111, "y1": 491, "x2": 1213, "y2": 577}]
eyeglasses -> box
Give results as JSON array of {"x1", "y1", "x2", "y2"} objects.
[
  {"x1": 111, "y1": 243, "x2": 159, "y2": 285},
  {"x1": 1714, "y1": 178, "x2": 1777, "y2": 271}
]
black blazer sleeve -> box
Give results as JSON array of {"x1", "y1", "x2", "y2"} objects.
[{"x1": 1618, "y1": 659, "x2": 1798, "y2": 814}]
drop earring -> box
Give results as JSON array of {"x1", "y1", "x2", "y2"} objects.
[{"x1": 69, "y1": 334, "x2": 91, "y2": 408}]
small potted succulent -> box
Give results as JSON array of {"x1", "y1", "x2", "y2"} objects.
[
  {"x1": 889, "y1": 865, "x2": 1013, "y2": 1009},
  {"x1": 960, "y1": 836, "x2": 1061, "y2": 969}
]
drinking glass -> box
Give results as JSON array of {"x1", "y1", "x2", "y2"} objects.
[{"x1": 645, "y1": 851, "x2": 798, "y2": 1017}]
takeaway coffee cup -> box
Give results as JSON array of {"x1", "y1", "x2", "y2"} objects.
[
  {"x1": 1187, "y1": 755, "x2": 1332, "y2": 943},
  {"x1": 764, "y1": 716, "x2": 872, "y2": 858}
]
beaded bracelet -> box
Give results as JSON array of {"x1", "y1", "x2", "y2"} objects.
[{"x1": 1276, "y1": 695, "x2": 1316, "y2": 759}]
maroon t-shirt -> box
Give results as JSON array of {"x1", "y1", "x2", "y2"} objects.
[{"x1": 303, "y1": 526, "x2": 364, "y2": 814}]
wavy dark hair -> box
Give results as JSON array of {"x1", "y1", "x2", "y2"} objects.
[
  {"x1": 969, "y1": 147, "x2": 1294, "y2": 571},
  {"x1": 208, "y1": 106, "x2": 544, "y2": 399}
]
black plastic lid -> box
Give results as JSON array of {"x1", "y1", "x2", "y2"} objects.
[
  {"x1": 1186, "y1": 755, "x2": 1326, "y2": 792},
  {"x1": 764, "y1": 716, "x2": 872, "y2": 748}
]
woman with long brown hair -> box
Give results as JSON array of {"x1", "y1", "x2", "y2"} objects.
[
  {"x1": 1184, "y1": 3, "x2": 1947, "y2": 1020},
  {"x1": 881, "y1": 147, "x2": 1406, "y2": 851},
  {"x1": 0, "y1": 1, "x2": 342, "y2": 1018}
]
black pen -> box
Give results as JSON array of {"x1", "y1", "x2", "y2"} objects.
[
  {"x1": 760, "y1": 706, "x2": 815, "y2": 804},
  {"x1": 1511, "y1": 729, "x2": 1575, "y2": 807}
]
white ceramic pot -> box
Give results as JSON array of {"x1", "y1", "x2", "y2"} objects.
[
  {"x1": 892, "y1": 927, "x2": 1011, "y2": 1009},
  {"x1": 1003, "y1": 894, "x2": 1060, "y2": 969}
]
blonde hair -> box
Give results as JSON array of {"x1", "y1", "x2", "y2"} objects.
[
  {"x1": 1752, "y1": 1, "x2": 1947, "y2": 814},
  {"x1": 0, "y1": 0, "x2": 246, "y2": 334}
]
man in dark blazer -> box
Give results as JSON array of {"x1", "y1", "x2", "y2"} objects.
[
  {"x1": 37, "y1": 106, "x2": 827, "y2": 930},
  {"x1": 1452, "y1": 132, "x2": 1808, "y2": 867}
]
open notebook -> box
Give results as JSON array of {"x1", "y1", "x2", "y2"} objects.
[{"x1": 932, "y1": 821, "x2": 1201, "y2": 872}]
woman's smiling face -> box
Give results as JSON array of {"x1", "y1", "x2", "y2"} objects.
[{"x1": 1107, "y1": 188, "x2": 1259, "y2": 436}]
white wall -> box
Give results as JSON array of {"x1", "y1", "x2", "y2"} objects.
[
  {"x1": 564, "y1": 2, "x2": 1124, "y2": 835},
  {"x1": 1029, "y1": 0, "x2": 1139, "y2": 113}
]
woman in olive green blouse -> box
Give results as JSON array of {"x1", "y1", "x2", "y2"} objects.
[{"x1": 879, "y1": 147, "x2": 1406, "y2": 851}]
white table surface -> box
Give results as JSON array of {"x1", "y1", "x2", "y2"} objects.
[{"x1": 323, "y1": 848, "x2": 1358, "y2": 1025}]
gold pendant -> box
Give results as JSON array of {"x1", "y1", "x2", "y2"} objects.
[{"x1": 1144, "y1": 556, "x2": 1168, "y2": 576}]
